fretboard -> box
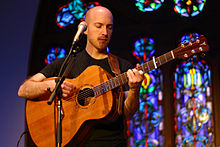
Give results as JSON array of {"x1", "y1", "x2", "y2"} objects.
[{"x1": 93, "y1": 50, "x2": 175, "y2": 97}]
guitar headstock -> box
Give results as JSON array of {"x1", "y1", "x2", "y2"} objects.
[{"x1": 173, "y1": 35, "x2": 209, "y2": 59}]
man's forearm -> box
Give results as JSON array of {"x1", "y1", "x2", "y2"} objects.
[
  {"x1": 18, "y1": 73, "x2": 54, "y2": 99},
  {"x1": 18, "y1": 80, "x2": 52, "y2": 99},
  {"x1": 124, "y1": 88, "x2": 140, "y2": 120}
]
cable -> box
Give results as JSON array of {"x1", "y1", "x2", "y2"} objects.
[{"x1": 17, "y1": 130, "x2": 29, "y2": 147}]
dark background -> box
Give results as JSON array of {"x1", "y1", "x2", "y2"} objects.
[
  {"x1": 0, "y1": 0, "x2": 39, "y2": 146},
  {"x1": 28, "y1": 0, "x2": 220, "y2": 76},
  {"x1": 0, "y1": 0, "x2": 219, "y2": 146}
]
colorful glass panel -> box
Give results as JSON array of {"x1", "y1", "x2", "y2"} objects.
[
  {"x1": 68, "y1": 0, "x2": 85, "y2": 19},
  {"x1": 128, "y1": 37, "x2": 163, "y2": 146},
  {"x1": 56, "y1": 4, "x2": 75, "y2": 28},
  {"x1": 133, "y1": 37, "x2": 155, "y2": 63},
  {"x1": 135, "y1": 0, "x2": 164, "y2": 12},
  {"x1": 56, "y1": 1, "x2": 101, "y2": 28},
  {"x1": 173, "y1": 34, "x2": 214, "y2": 146},
  {"x1": 180, "y1": 32, "x2": 200, "y2": 43},
  {"x1": 45, "y1": 47, "x2": 66, "y2": 64},
  {"x1": 174, "y1": 0, "x2": 206, "y2": 17}
]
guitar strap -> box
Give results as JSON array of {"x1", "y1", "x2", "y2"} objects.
[{"x1": 107, "y1": 53, "x2": 124, "y2": 115}]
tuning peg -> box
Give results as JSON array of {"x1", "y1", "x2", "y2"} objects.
[
  {"x1": 200, "y1": 53, "x2": 206, "y2": 58},
  {"x1": 196, "y1": 39, "x2": 200, "y2": 43},
  {"x1": 199, "y1": 47, "x2": 203, "y2": 51},
  {"x1": 189, "y1": 57, "x2": 194, "y2": 62}
]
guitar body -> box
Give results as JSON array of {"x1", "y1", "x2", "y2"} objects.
[
  {"x1": 25, "y1": 35, "x2": 209, "y2": 147},
  {"x1": 26, "y1": 65, "x2": 120, "y2": 147}
]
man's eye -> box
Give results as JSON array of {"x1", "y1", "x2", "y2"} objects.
[
  {"x1": 108, "y1": 26, "x2": 113, "y2": 30},
  {"x1": 96, "y1": 24, "x2": 102, "y2": 28}
]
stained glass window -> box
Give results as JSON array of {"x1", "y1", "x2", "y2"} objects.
[
  {"x1": 135, "y1": 0, "x2": 164, "y2": 12},
  {"x1": 56, "y1": 4, "x2": 76, "y2": 28},
  {"x1": 174, "y1": 0, "x2": 206, "y2": 17},
  {"x1": 45, "y1": 47, "x2": 66, "y2": 64},
  {"x1": 127, "y1": 37, "x2": 163, "y2": 146},
  {"x1": 68, "y1": 0, "x2": 85, "y2": 19},
  {"x1": 180, "y1": 32, "x2": 200, "y2": 43},
  {"x1": 173, "y1": 33, "x2": 214, "y2": 146},
  {"x1": 56, "y1": 1, "x2": 101, "y2": 28}
]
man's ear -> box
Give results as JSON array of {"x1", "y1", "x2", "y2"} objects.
[{"x1": 84, "y1": 28, "x2": 88, "y2": 35}]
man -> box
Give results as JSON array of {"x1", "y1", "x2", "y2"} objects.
[{"x1": 18, "y1": 6, "x2": 144, "y2": 146}]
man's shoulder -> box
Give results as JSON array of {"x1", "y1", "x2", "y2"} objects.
[{"x1": 109, "y1": 54, "x2": 134, "y2": 71}]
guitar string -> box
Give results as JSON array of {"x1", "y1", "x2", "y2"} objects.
[
  {"x1": 62, "y1": 73, "x2": 129, "y2": 102},
  {"x1": 51, "y1": 52, "x2": 173, "y2": 103},
  {"x1": 58, "y1": 55, "x2": 166, "y2": 103},
  {"x1": 54, "y1": 86, "x2": 110, "y2": 105},
  {"x1": 57, "y1": 66, "x2": 144, "y2": 103},
  {"x1": 56, "y1": 38, "x2": 205, "y2": 103},
  {"x1": 58, "y1": 84, "x2": 110, "y2": 103},
  {"x1": 55, "y1": 74, "x2": 128, "y2": 103}
]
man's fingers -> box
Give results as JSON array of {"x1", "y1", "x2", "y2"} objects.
[
  {"x1": 127, "y1": 69, "x2": 144, "y2": 82},
  {"x1": 61, "y1": 81, "x2": 76, "y2": 98}
]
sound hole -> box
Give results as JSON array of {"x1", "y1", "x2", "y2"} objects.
[{"x1": 77, "y1": 88, "x2": 94, "y2": 106}]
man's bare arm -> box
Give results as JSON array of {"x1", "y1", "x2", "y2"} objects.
[
  {"x1": 123, "y1": 67, "x2": 144, "y2": 120},
  {"x1": 18, "y1": 73, "x2": 55, "y2": 99},
  {"x1": 18, "y1": 73, "x2": 76, "y2": 99},
  {"x1": 124, "y1": 89, "x2": 140, "y2": 120}
]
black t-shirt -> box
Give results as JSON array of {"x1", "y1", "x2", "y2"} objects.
[{"x1": 40, "y1": 50, "x2": 133, "y2": 146}]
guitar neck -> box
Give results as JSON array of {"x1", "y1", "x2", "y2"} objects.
[{"x1": 93, "y1": 50, "x2": 175, "y2": 97}]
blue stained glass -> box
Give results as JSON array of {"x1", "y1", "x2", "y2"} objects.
[
  {"x1": 56, "y1": 5, "x2": 75, "y2": 28},
  {"x1": 135, "y1": 0, "x2": 164, "y2": 12},
  {"x1": 45, "y1": 47, "x2": 66, "y2": 64},
  {"x1": 133, "y1": 37, "x2": 156, "y2": 63},
  {"x1": 174, "y1": 0, "x2": 206, "y2": 17},
  {"x1": 68, "y1": 0, "x2": 85, "y2": 19},
  {"x1": 128, "y1": 37, "x2": 163, "y2": 146},
  {"x1": 173, "y1": 34, "x2": 214, "y2": 146},
  {"x1": 56, "y1": 1, "x2": 101, "y2": 28}
]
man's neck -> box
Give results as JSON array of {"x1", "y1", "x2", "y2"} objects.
[{"x1": 86, "y1": 47, "x2": 108, "y2": 59}]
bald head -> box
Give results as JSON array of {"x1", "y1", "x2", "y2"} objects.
[
  {"x1": 84, "y1": 6, "x2": 114, "y2": 54},
  {"x1": 85, "y1": 6, "x2": 113, "y2": 24}
]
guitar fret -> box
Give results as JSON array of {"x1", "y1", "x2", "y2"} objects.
[
  {"x1": 137, "y1": 65, "x2": 145, "y2": 73},
  {"x1": 110, "y1": 79, "x2": 113, "y2": 88},
  {"x1": 141, "y1": 65, "x2": 146, "y2": 73},
  {"x1": 101, "y1": 83, "x2": 106, "y2": 93},
  {"x1": 164, "y1": 54, "x2": 168, "y2": 62},
  {"x1": 111, "y1": 78, "x2": 115, "y2": 88},
  {"x1": 98, "y1": 86, "x2": 101, "y2": 95},
  {"x1": 108, "y1": 81, "x2": 111, "y2": 90},
  {"x1": 119, "y1": 74, "x2": 124, "y2": 85},
  {"x1": 120, "y1": 73, "x2": 127, "y2": 85},
  {"x1": 143, "y1": 64, "x2": 148, "y2": 72},
  {"x1": 106, "y1": 81, "x2": 110, "y2": 91},
  {"x1": 171, "y1": 50, "x2": 175, "y2": 59},
  {"x1": 93, "y1": 87, "x2": 97, "y2": 96},
  {"x1": 115, "y1": 77, "x2": 119, "y2": 87},
  {"x1": 93, "y1": 48, "x2": 181, "y2": 97},
  {"x1": 118, "y1": 75, "x2": 122, "y2": 85},
  {"x1": 157, "y1": 56, "x2": 162, "y2": 66},
  {"x1": 96, "y1": 88, "x2": 100, "y2": 96},
  {"x1": 146, "y1": 62, "x2": 150, "y2": 71},
  {"x1": 112, "y1": 79, "x2": 115, "y2": 88},
  {"x1": 112, "y1": 78, "x2": 116, "y2": 88},
  {"x1": 149, "y1": 60, "x2": 155, "y2": 71}
]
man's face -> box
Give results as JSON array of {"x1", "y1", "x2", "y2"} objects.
[{"x1": 85, "y1": 9, "x2": 113, "y2": 52}]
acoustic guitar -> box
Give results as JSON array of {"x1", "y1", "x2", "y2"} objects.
[{"x1": 26, "y1": 35, "x2": 209, "y2": 146}]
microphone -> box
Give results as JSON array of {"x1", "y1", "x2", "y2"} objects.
[{"x1": 73, "y1": 21, "x2": 87, "y2": 42}]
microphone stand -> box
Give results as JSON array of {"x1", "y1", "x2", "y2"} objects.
[{"x1": 47, "y1": 40, "x2": 81, "y2": 147}]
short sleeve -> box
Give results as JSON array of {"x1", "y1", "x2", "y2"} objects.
[{"x1": 40, "y1": 58, "x2": 65, "y2": 78}]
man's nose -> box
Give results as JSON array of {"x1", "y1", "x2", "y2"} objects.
[{"x1": 101, "y1": 27, "x2": 108, "y2": 36}]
